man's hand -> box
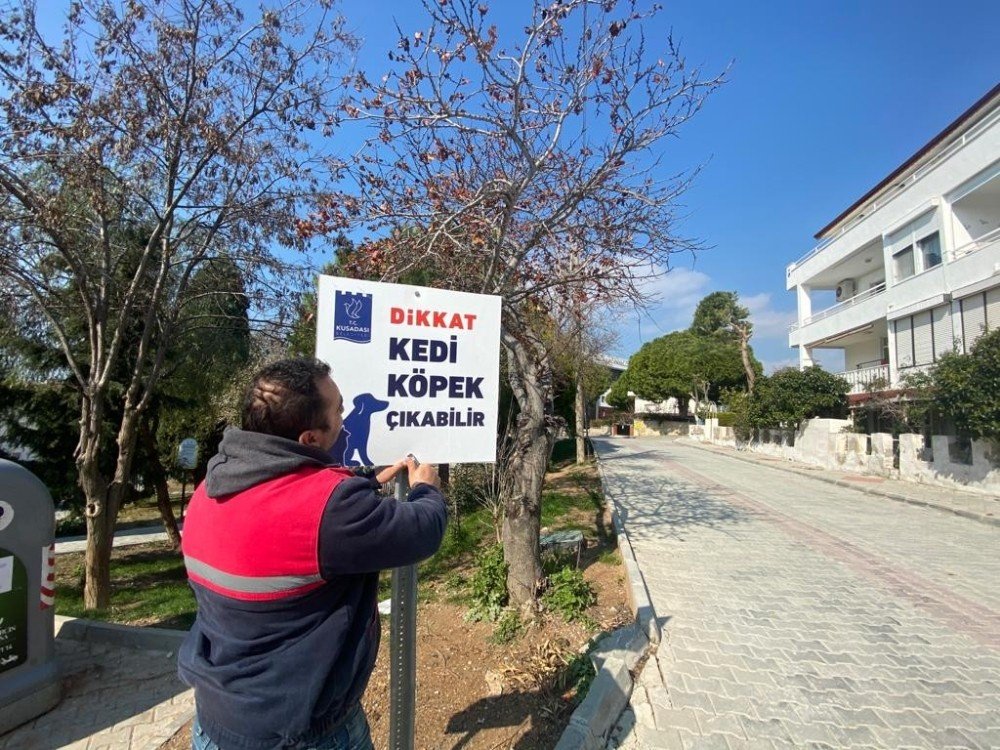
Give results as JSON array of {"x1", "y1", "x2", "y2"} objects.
[
  {"x1": 374, "y1": 460, "x2": 408, "y2": 485},
  {"x1": 374, "y1": 457, "x2": 440, "y2": 489},
  {"x1": 406, "y1": 456, "x2": 440, "y2": 490}
]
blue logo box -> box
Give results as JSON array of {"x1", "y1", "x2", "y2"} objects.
[{"x1": 334, "y1": 290, "x2": 373, "y2": 344}]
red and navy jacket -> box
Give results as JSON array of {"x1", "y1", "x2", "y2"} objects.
[{"x1": 177, "y1": 428, "x2": 447, "y2": 750}]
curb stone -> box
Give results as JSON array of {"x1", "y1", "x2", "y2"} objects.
[
  {"x1": 680, "y1": 438, "x2": 1000, "y2": 528},
  {"x1": 554, "y1": 454, "x2": 658, "y2": 750},
  {"x1": 56, "y1": 615, "x2": 189, "y2": 654}
]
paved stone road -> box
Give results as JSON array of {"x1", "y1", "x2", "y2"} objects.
[{"x1": 597, "y1": 437, "x2": 1000, "y2": 750}]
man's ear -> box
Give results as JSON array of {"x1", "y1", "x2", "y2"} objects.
[{"x1": 298, "y1": 429, "x2": 321, "y2": 447}]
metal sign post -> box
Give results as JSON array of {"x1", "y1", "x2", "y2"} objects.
[{"x1": 388, "y1": 472, "x2": 417, "y2": 750}]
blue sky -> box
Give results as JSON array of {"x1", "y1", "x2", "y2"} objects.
[
  {"x1": 335, "y1": 0, "x2": 1000, "y2": 371},
  {"x1": 35, "y1": 1, "x2": 1000, "y2": 371}
]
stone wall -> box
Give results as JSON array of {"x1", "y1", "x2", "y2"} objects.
[
  {"x1": 633, "y1": 417, "x2": 690, "y2": 438},
  {"x1": 695, "y1": 418, "x2": 1000, "y2": 495}
]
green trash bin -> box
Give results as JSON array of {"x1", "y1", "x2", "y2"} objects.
[{"x1": 0, "y1": 459, "x2": 61, "y2": 734}]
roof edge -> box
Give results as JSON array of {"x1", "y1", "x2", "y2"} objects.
[{"x1": 815, "y1": 82, "x2": 1000, "y2": 240}]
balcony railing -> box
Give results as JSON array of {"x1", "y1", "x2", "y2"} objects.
[
  {"x1": 839, "y1": 364, "x2": 890, "y2": 395},
  {"x1": 789, "y1": 282, "x2": 886, "y2": 332},
  {"x1": 946, "y1": 226, "x2": 1000, "y2": 263}
]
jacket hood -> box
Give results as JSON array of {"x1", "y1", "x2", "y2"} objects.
[{"x1": 205, "y1": 427, "x2": 335, "y2": 497}]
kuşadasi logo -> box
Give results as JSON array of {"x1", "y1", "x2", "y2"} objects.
[{"x1": 333, "y1": 290, "x2": 373, "y2": 344}]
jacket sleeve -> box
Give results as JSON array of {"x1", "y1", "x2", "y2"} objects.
[{"x1": 317, "y1": 475, "x2": 448, "y2": 578}]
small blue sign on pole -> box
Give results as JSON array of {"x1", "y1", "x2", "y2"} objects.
[{"x1": 177, "y1": 438, "x2": 199, "y2": 470}]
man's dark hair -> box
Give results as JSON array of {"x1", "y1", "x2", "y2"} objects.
[{"x1": 241, "y1": 358, "x2": 332, "y2": 441}]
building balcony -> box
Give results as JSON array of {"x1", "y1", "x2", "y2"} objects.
[
  {"x1": 789, "y1": 283, "x2": 887, "y2": 347},
  {"x1": 838, "y1": 363, "x2": 890, "y2": 395},
  {"x1": 945, "y1": 225, "x2": 1000, "y2": 263}
]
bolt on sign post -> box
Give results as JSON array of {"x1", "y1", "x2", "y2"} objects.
[
  {"x1": 0, "y1": 460, "x2": 61, "y2": 734},
  {"x1": 316, "y1": 276, "x2": 501, "y2": 750}
]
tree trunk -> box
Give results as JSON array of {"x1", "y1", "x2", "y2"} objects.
[
  {"x1": 501, "y1": 328, "x2": 556, "y2": 608},
  {"x1": 79, "y1": 391, "x2": 146, "y2": 609},
  {"x1": 574, "y1": 365, "x2": 587, "y2": 464},
  {"x1": 83, "y1": 513, "x2": 113, "y2": 610},
  {"x1": 78, "y1": 391, "x2": 114, "y2": 610},
  {"x1": 139, "y1": 417, "x2": 182, "y2": 549},
  {"x1": 739, "y1": 326, "x2": 756, "y2": 394}
]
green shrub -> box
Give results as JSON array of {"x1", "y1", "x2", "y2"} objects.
[
  {"x1": 56, "y1": 515, "x2": 86, "y2": 538},
  {"x1": 934, "y1": 328, "x2": 1000, "y2": 441},
  {"x1": 448, "y1": 463, "x2": 500, "y2": 515},
  {"x1": 555, "y1": 649, "x2": 597, "y2": 706},
  {"x1": 542, "y1": 565, "x2": 596, "y2": 624},
  {"x1": 465, "y1": 544, "x2": 508, "y2": 622},
  {"x1": 490, "y1": 608, "x2": 523, "y2": 644},
  {"x1": 716, "y1": 411, "x2": 737, "y2": 427}
]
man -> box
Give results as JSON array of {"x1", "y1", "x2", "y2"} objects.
[{"x1": 178, "y1": 358, "x2": 446, "y2": 750}]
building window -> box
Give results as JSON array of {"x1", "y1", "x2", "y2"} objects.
[
  {"x1": 918, "y1": 231, "x2": 941, "y2": 270},
  {"x1": 961, "y1": 293, "x2": 987, "y2": 352},
  {"x1": 893, "y1": 246, "x2": 915, "y2": 281},
  {"x1": 895, "y1": 303, "x2": 952, "y2": 368}
]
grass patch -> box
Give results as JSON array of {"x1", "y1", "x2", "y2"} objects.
[
  {"x1": 549, "y1": 437, "x2": 593, "y2": 469},
  {"x1": 55, "y1": 542, "x2": 195, "y2": 630},
  {"x1": 540, "y1": 456, "x2": 605, "y2": 535},
  {"x1": 541, "y1": 490, "x2": 598, "y2": 528},
  {"x1": 419, "y1": 505, "x2": 495, "y2": 581},
  {"x1": 597, "y1": 548, "x2": 621, "y2": 566}
]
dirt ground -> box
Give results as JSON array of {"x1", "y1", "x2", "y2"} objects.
[{"x1": 160, "y1": 543, "x2": 629, "y2": 749}]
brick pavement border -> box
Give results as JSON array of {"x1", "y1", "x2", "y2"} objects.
[
  {"x1": 680, "y1": 438, "x2": 1000, "y2": 528},
  {"x1": 554, "y1": 450, "x2": 659, "y2": 750},
  {"x1": 51, "y1": 616, "x2": 193, "y2": 749}
]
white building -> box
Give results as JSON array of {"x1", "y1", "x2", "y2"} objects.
[
  {"x1": 593, "y1": 355, "x2": 697, "y2": 418},
  {"x1": 787, "y1": 83, "x2": 1000, "y2": 395}
]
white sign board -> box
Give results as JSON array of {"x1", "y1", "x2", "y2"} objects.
[
  {"x1": 177, "y1": 438, "x2": 199, "y2": 470},
  {"x1": 316, "y1": 276, "x2": 501, "y2": 465}
]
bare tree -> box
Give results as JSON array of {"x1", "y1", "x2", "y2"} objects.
[
  {"x1": 0, "y1": 0, "x2": 354, "y2": 608},
  {"x1": 546, "y1": 289, "x2": 622, "y2": 464},
  {"x1": 303, "y1": 0, "x2": 722, "y2": 606}
]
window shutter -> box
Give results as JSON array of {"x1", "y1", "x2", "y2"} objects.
[
  {"x1": 961, "y1": 294, "x2": 987, "y2": 352},
  {"x1": 932, "y1": 305, "x2": 953, "y2": 360},
  {"x1": 986, "y1": 286, "x2": 1000, "y2": 332},
  {"x1": 912, "y1": 311, "x2": 933, "y2": 365},
  {"x1": 895, "y1": 317, "x2": 914, "y2": 368}
]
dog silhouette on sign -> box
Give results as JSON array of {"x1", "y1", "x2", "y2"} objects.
[{"x1": 330, "y1": 393, "x2": 390, "y2": 467}]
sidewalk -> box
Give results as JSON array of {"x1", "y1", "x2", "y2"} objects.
[
  {"x1": 56, "y1": 525, "x2": 181, "y2": 555},
  {"x1": 680, "y1": 437, "x2": 1000, "y2": 527},
  {"x1": 0, "y1": 618, "x2": 193, "y2": 750}
]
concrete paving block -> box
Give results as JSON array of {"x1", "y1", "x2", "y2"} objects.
[
  {"x1": 696, "y1": 713, "x2": 746, "y2": 739},
  {"x1": 633, "y1": 701, "x2": 655, "y2": 729},
  {"x1": 651, "y1": 706, "x2": 701, "y2": 734},
  {"x1": 679, "y1": 733, "x2": 731, "y2": 750},
  {"x1": 635, "y1": 724, "x2": 686, "y2": 750}
]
